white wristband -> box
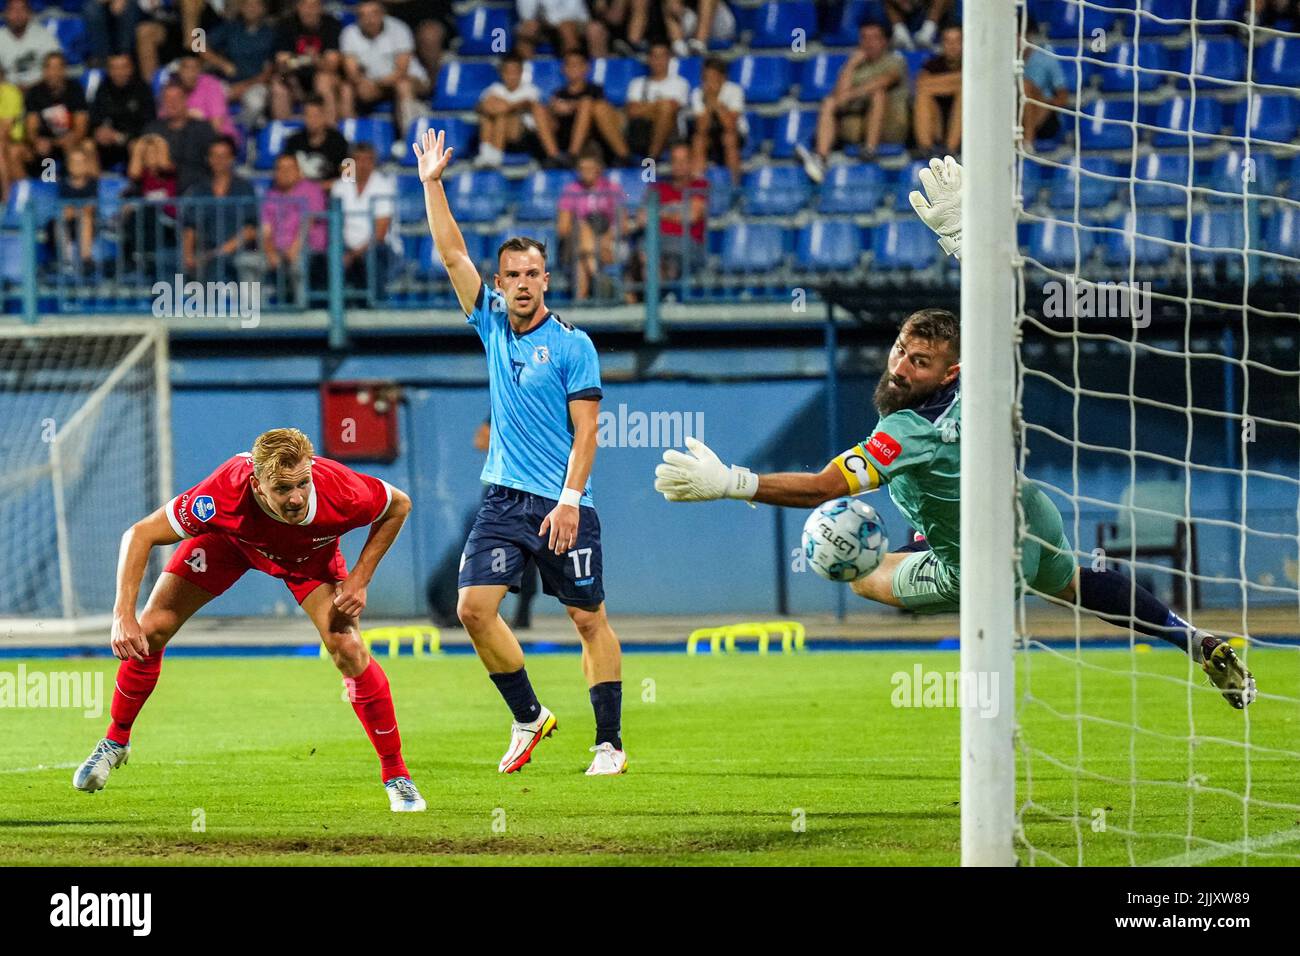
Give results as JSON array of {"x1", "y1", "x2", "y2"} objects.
[
  {"x1": 559, "y1": 488, "x2": 582, "y2": 507},
  {"x1": 725, "y1": 466, "x2": 758, "y2": 501}
]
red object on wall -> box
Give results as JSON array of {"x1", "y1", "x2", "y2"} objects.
[{"x1": 321, "y1": 381, "x2": 401, "y2": 462}]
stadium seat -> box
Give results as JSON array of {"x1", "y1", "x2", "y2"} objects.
[
  {"x1": 770, "y1": 109, "x2": 817, "y2": 159},
  {"x1": 255, "y1": 121, "x2": 302, "y2": 170},
  {"x1": 401, "y1": 117, "x2": 475, "y2": 167},
  {"x1": 1132, "y1": 151, "x2": 1190, "y2": 206},
  {"x1": 730, "y1": 55, "x2": 793, "y2": 104},
  {"x1": 795, "y1": 220, "x2": 862, "y2": 271},
  {"x1": 893, "y1": 160, "x2": 929, "y2": 211},
  {"x1": 1173, "y1": 36, "x2": 1246, "y2": 89},
  {"x1": 395, "y1": 174, "x2": 426, "y2": 224},
  {"x1": 671, "y1": 56, "x2": 702, "y2": 90},
  {"x1": 42, "y1": 16, "x2": 86, "y2": 64},
  {"x1": 751, "y1": 1, "x2": 818, "y2": 48},
  {"x1": 433, "y1": 62, "x2": 498, "y2": 111},
  {"x1": 1261, "y1": 205, "x2": 1300, "y2": 260},
  {"x1": 414, "y1": 232, "x2": 488, "y2": 278},
  {"x1": 719, "y1": 222, "x2": 785, "y2": 273},
  {"x1": 1152, "y1": 96, "x2": 1223, "y2": 147},
  {"x1": 516, "y1": 169, "x2": 576, "y2": 221},
  {"x1": 821, "y1": 0, "x2": 886, "y2": 46},
  {"x1": 1020, "y1": 157, "x2": 1052, "y2": 206},
  {"x1": 523, "y1": 58, "x2": 563, "y2": 99},
  {"x1": 340, "y1": 118, "x2": 395, "y2": 159},
  {"x1": 1049, "y1": 157, "x2": 1121, "y2": 210},
  {"x1": 0, "y1": 234, "x2": 24, "y2": 283},
  {"x1": 1189, "y1": 209, "x2": 1256, "y2": 263},
  {"x1": 742, "y1": 112, "x2": 768, "y2": 158},
  {"x1": 1023, "y1": 219, "x2": 1096, "y2": 268},
  {"x1": 456, "y1": 7, "x2": 512, "y2": 55},
  {"x1": 1099, "y1": 40, "x2": 1167, "y2": 93},
  {"x1": 1127, "y1": 0, "x2": 1201, "y2": 37},
  {"x1": 1034, "y1": 0, "x2": 1118, "y2": 38},
  {"x1": 250, "y1": 174, "x2": 271, "y2": 198},
  {"x1": 97, "y1": 176, "x2": 129, "y2": 220},
  {"x1": 1255, "y1": 36, "x2": 1300, "y2": 87},
  {"x1": 871, "y1": 219, "x2": 937, "y2": 271},
  {"x1": 742, "y1": 167, "x2": 811, "y2": 216},
  {"x1": 604, "y1": 167, "x2": 648, "y2": 209},
  {"x1": 444, "y1": 170, "x2": 508, "y2": 223},
  {"x1": 80, "y1": 67, "x2": 103, "y2": 101},
  {"x1": 1101, "y1": 212, "x2": 1177, "y2": 266},
  {"x1": 798, "y1": 53, "x2": 847, "y2": 102},
  {"x1": 1232, "y1": 93, "x2": 1300, "y2": 145},
  {"x1": 1078, "y1": 98, "x2": 1136, "y2": 151},
  {"x1": 4, "y1": 180, "x2": 58, "y2": 228},
  {"x1": 1194, "y1": 0, "x2": 1247, "y2": 32},
  {"x1": 705, "y1": 165, "x2": 734, "y2": 217},
  {"x1": 1201, "y1": 149, "x2": 1280, "y2": 202},
  {"x1": 900, "y1": 49, "x2": 930, "y2": 86},
  {"x1": 818, "y1": 163, "x2": 886, "y2": 214},
  {"x1": 590, "y1": 57, "x2": 645, "y2": 107}
]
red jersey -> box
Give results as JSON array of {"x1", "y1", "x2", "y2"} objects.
[
  {"x1": 651, "y1": 177, "x2": 708, "y2": 244},
  {"x1": 166, "y1": 454, "x2": 393, "y2": 567}
]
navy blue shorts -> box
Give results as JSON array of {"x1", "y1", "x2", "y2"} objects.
[{"x1": 458, "y1": 485, "x2": 605, "y2": 608}]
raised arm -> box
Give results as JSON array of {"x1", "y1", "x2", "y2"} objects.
[
  {"x1": 654, "y1": 437, "x2": 854, "y2": 507},
  {"x1": 412, "y1": 127, "x2": 483, "y2": 315},
  {"x1": 112, "y1": 508, "x2": 182, "y2": 661}
]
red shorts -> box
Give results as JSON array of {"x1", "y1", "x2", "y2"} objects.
[{"x1": 164, "y1": 534, "x2": 347, "y2": 605}]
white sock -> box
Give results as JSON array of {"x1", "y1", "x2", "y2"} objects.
[
  {"x1": 917, "y1": 19, "x2": 938, "y2": 46},
  {"x1": 892, "y1": 21, "x2": 914, "y2": 50}
]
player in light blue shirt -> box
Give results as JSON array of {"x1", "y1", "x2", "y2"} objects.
[{"x1": 414, "y1": 128, "x2": 628, "y2": 777}]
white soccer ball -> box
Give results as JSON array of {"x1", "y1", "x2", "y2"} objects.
[{"x1": 801, "y1": 498, "x2": 889, "y2": 582}]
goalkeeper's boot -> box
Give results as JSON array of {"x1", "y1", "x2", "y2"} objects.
[
  {"x1": 72, "y1": 738, "x2": 129, "y2": 793},
  {"x1": 1194, "y1": 631, "x2": 1257, "y2": 710},
  {"x1": 498, "y1": 705, "x2": 557, "y2": 773},
  {"x1": 585, "y1": 742, "x2": 628, "y2": 776},
  {"x1": 384, "y1": 775, "x2": 427, "y2": 812}
]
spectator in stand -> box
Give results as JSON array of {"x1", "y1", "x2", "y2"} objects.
[
  {"x1": 89, "y1": 53, "x2": 155, "y2": 172},
  {"x1": 556, "y1": 148, "x2": 620, "y2": 300},
  {"x1": 885, "y1": 0, "x2": 950, "y2": 51},
  {"x1": 475, "y1": 51, "x2": 567, "y2": 168},
  {"x1": 205, "y1": 0, "x2": 277, "y2": 125},
  {"x1": 57, "y1": 141, "x2": 100, "y2": 274},
  {"x1": 630, "y1": 140, "x2": 706, "y2": 296},
  {"x1": 261, "y1": 151, "x2": 326, "y2": 293},
  {"x1": 9, "y1": 52, "x2": 88, "y2": 180},
  {"x1": 270, "y1": 0, "x2": 344, "y2": 121},
  {"x1": 0, "y1": 63, "x2": 23, "y2": 201},
  {"x1": 182, "y1": 134, "x2": 258, "y2": 281},
  {"x1": 383, "y1": 0, "x2": 456, "y2": 88},
  {"x1": 514, "y1": 0, "x2": 588, "y2": 58},
  {"x1": 281, "y1": 94, "x2": 347, "y2": 185},
  {"x1": 585, "y1": 0, "x2": 631, "y2": 58},
  {"x1": 1020, "y1": 18, "x2": 1068, "y2": 150},
  {"x1": 174, "y1": 53, "x2": 238, "y2": 141},
  {"x1": 84, "y1": 0, "x2": 143, "y2": 68},
  {"x1": 143, "y1": 82, "x2": 217, "y2": 194},
  {"x1": 122, "y1": 132, "x2": 179, "y2": 272},
  {"x1": 0, "y1": 0, "x2": 60, "y2": 90},
  {"x1": 339, "y1": 0, "x2": 430, "y2": 140},
  {"x1": 329, "y1": 142, "x2": 399, "y2": 291},
  {"x1": 796, "y1": 22, "x2": 908, "y2": 181},
  {"x1": 624, "y1": 42, "x2": 689, "y2": 161},
  {"x1": 135, "y1": 0, "x2": 225, "y2": 87},
  {"x1": 663, "y1": 0, "x2": 735, "y2": 57},
  {"x1": 538, "y1": 48, "x2": 632, "y2": 165},
  {"x1": 687, "y1": 56, "x2": 745, "y2": 185},
  {"x1": 913, "y1": 24, "x2": 961, "y2": 154}
]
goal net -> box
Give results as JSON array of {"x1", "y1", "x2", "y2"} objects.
[
  {"x1": 1005, "y1": 0, "x2": 1300, "y2": 865},
  {"x1": 0, "y1": 323, "x2": 172, "y2": 634}
]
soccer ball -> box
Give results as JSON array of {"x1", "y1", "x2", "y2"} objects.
[{"x1": 801, "y1": 498, "x2": 889, "y2": 582}]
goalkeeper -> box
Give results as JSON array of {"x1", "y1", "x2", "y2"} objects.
[{"x1": 654, "y1": 156, "x2": 1256, "y2": 710}]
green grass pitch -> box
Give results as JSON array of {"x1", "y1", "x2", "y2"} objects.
[{"x1": 2, "y1": 647, "x2": 1296, "y2": 866}]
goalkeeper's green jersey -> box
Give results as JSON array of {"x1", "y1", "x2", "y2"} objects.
[{"x1": 831, "y1": 379, "x2": 962, "y2": 569}]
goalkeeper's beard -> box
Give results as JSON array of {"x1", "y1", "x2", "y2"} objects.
[{"x1": 874, "y1": 372, "x2": 917, "y2": 416}]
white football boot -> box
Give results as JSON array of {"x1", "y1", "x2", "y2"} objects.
[
  {"x1": 498, "y1": 705, "x2": 557, "y2": 773},
  {"x1": 72, "y1": 738, "x2": 129, "y2": 792},
  {"x1": 384, "y1": 776, "x2": 427, "y2": 812},
  {"x1": 585, "y1": 742, "x2": 628, "y2": 776}
]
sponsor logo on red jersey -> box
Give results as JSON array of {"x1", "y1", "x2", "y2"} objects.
[{"x1": 866, "y1": 432, "x2": 902, "y2": 466}]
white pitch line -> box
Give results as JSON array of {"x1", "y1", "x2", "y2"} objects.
[
  {"x1": 1152, "y1": 826, "x2": 1300, "y2": 866},
  {"x1": 0, "y1": 762, "x2": 79, "y2": 774}
]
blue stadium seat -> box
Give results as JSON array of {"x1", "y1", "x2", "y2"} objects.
[
  {"x1": 818, "y1": 163, "x2": 886, "y2": 214},
  {"x1": 1195, "y1": 0, "x2": 1247, "y2": 32},
  {"x1": 1232, "y1": 94, "x2": 1300, "y2": 145},
  {"x1": 742, "y1": 112, "x2": 768, "y2": 158},
  {"x1": 80, "y1": 67, "x2": 103, "y2": 101},
  {"x1": 1127, "y1": 0, "x2": 1201, "y2": 37},
  {"x1": 1255, "y1": 36, "x2": 1300, "y2": 87},
  {"x1": 604, "y1": 167, "x2": 647, "y2": 208},
  {"x1": 516, "y1": 169, "x2": 576, "y2": 221},
  {"x1": 1189, "y1": 209, "x2": 1253, "y2": 263},
  {"x1": 719, "y1": 223, "x2": 785, "y2": 273},
  {"x1": 893, "y1": 160, "x2": 929, "y2": 211},
  {"x1": 1049, "y1": 157, "x2": 1121, "y2": 210},
  {"x1": 457, "y1": 8, "x2": 512, "y2": 55},
  {"x1": 1152, "y1": 96, "x2": 1223, "y2": 147},
  {"x1": 742, "y1": 166, "x2": 811, "y2": 216},
  {"x1": 1099, "y1": 40, "x2": 1167, "y2": 93},
  {"x1": 872, "y1": 219, "x2": 937, "y2": 270},
  {"x1": 1173, "y1": 36, "x2": 1246, "y2": 89},
  {"x1": 795, "y1": 220, "x2": 862, "y2": 271},
  {"x1": 445, "y1": 170, "x2": 509, "y2": 223},
  {"x1": 42, "y1": 16, "x2": 86, "y2": 64},
  {"x1": 4, "y1": 179, "x2": 58, "y2": 228},
  {"x1": 822, "y1": 0, "x2": 886, "y2": 46},
  {"x1": 1078, "y1": 97, "x2": 1136, "y2": 150},
  {"x1": 250, "y1": 174, "x2": 271, "y2": 198},
  {"x1": 433, "y1": 62, "x2": 498, "y2": 110},
  {"x1": 1201, "y1": 149, "x2": 1280, "y2": 202},
  {"x1": 414, "y1": 231, "x2": 488, "y2": 278},
  {"x1": 395, "y1": 174, "x2": 425, "y2": 224},
  {"x1": 900, "y1": 49, "x2": 930, "y2": 86},
  {"x1": 1132, "y1": 152, "x2": 1190, "y2": 206},
  {"x1": 1102, "y1": 212, "x2": 1177, "y2": 266},
  {"x1": 97, "y1": 176, "x2": 128, "y2": 220},
  {"x1": 751, "y1": 1, "x2": 818, "y2": 48},
  {"x1": 1042, "y1": 41, "x2": 1100, "y2": 93},
  {"x1": 339, "y1": 117, "x2": 395, "y2": 158},
  {"x1": 255, "y1": 121, "x2": 303, "y2": 170},
  {"x1": 0, "y1": 234, "x2": 24, "y2": 283},
  {"x1": 401, "y1": 117, "x2": 475, "y2": 167},
  {"x1": 1261, "y1": 205, "x2": 1300, "y2": 260},
  {"x1": 1020, "y1": 157, "x2": 1052, "y2": 205},
  {"x1": 1023, "y1": 219, "x2": 1096, "y2": 268},
  {"x1": 1033, "y1": 0, "x2": 1119, "y2": 38},
  {"x1": 672, "y1": 56, "x2": 702, "y2": 90},
  {"x1": 591, "y1": 57, "x2": 645, "y2": 107},
  {"x1": 523, "y1": 59, "x2": 563, "y2": 99},
  {"x1": 770, "y1": 109, "x2": 817, "y2": 159},
  {"x1": 798, "y1": 53, "x2": 847, "y2": 102},
  {"x1": 730, "y1": 55, "x2": 793, "y2": 104},
  {"x1": 705, "y1": 165, "x2": 734, "y2": 217}
]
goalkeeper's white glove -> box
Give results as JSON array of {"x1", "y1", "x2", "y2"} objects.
[
  {"x1": 655, "y1": 437, "x2": 757, "y2": 502},
  {"x1": 908, "y1": 154, "x2": 963, "y2": 259}
]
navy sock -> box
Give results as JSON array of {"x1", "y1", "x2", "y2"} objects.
[
  {"x1": 589, "y1": 681, "x2": 622, "y2": 749},
  {"x1": 1077, "y1": 567, "x2": 1196, "y2": 653},
  {"x1": 489, "y1": 667, "x2": 542, "y2": 723}
]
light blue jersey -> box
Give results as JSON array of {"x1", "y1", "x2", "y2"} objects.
[{"x1": 467, "y1": 282, "x2": 603, "y2": 505}]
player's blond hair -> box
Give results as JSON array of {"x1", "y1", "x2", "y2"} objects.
[{"x1": 251, "y1": 428, "x2": 314, "y2": 478}]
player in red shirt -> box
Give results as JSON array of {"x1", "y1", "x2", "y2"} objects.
[{"x1": 71, "y1": 427, "x2": 427, "y2": 812}]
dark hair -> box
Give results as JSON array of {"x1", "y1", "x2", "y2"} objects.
[
  {"x1": 703, "y1": 56, "x2": 727, "y2": 75},
  {"x1": 502, "y1": 52, "x2": 524, "y2": 68},
  {"x1": 351, "y1": 141, "x2": 376, "y2": 157},
  {"x1": 564, "y1": 48, "x2": 589, "y2": 61},
  {"x1": 901, "y1": 308, "x2": 960, "y2": 357},
  {"x1": 304, "y1": 94, "x2": 326, "y2": 109},
  {"x1": 860, "y1": 20, "x2": 886, "y2": 36},
  {"x1": 210, "y1": 134, "x2": 238, "y2": 155},
  {"x1": 43, "y1": 51, "x2": 66, "y2": 66},
  {"x1": 497, "y1": 236, "x2": 547, "y2": 265}
]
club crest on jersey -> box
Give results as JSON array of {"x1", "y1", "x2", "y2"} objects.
[
  {"x1": 191, "y1": 495, "x2": 217, "y2": 522},
  {"x1": 533, "y1": 345, "x2": 550, "y2": 364},
  {"x1": 867, "y1": 432, "x2": 902, "y2": 466}
]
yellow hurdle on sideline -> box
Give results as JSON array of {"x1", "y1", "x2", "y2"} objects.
[
  {"x1": 318, "y1": 625, "x2": 442, "y2": 659},
  {"x1": 686, "y1": 621, "x2": 806, "y2": 656}
]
